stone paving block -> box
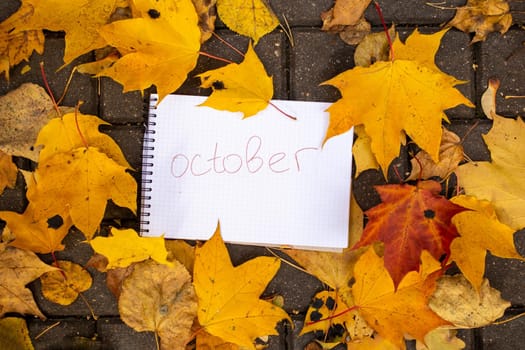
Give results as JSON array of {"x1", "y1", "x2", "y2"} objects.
[
  {"x1": 485, "y1": 229, "x2": 525, "y2": 306},
  {"x1": 0, "y1": 173, "x2": 27, "y2": 212},
  {"x1": 478, "y1": 29, "x2": 525, "y2": 117},
  {"x1": 290, "y1": 29, "x2": 354, "y2": 101},
  {"x1": 269, "y1": 0, "x2": 332, "y2": 27},
  {"x1": 0, "y1": 37, "x2": 98, "y2": 116},
  {"x1": 28, "y1": 318, "x2": 99, "y2": 350},
  {"x1": 447, "y1": 120, "x2": 491, "y2": 161},
  {"x1": 32, "y1": 229, "x2": 119, "y2": 317},
  {"x1": 0, "y1": 0, "x2": 19, "y2": 22},
  {"x1": 481, "y1": 314, "x2": 525, "y2": 350},
  {"x1": 100, "y1": 78, "x2": 145, "y2": 125},
  {"x1": 178, "y1": 30, "x2": 288, "y2": 99},
  {"x1": 96, "y1": 318, "x2": 156, "y2": 350}
]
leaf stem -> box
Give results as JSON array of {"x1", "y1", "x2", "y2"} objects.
[
  {"x1": 373, "y1": 1, "x2": 394, "y2": 60},
  {"x1": 199, "y1": 51, "x2": 234, "y2": 64},
  {"x1": 305, "y1": 305, "x2": 359, "y2": 326},
  {"x1": 74, "y1": 102, "x2": 89, "y2": 148},
  {"x1": 39, "y1": 62, "x2": 61, "y2": 117},
  {"x1": 268, "y1": 101, "x2": 297, "y2": 120},
  {"x1": 212, "y1": 32, "x2": 245, "y2": 57}
]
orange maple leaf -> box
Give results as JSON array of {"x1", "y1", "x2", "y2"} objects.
[
  {"x1": 353, "y1": 180, "x2": 466, "y2": 288},
  {"x1": 351, "y1": 247, "x2": 449, "y2": 349}
]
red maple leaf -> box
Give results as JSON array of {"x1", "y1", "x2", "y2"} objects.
[{"x1": 353, "y1": 180, "x2": 466, "y2": 288}]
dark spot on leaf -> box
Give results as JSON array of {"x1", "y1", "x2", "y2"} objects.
[
  {"x1": 325, "y1": 296, "x2": 336, "y2": 310},
  {"x1": 47, "y1": 215, "x2": 64, "y2": 229},
  {"x1": 348, "y1": 277, "x2": 356, "y2": 288},
  {"x1": 310, "y1": 310, "x2": 323, "y2": 322},
  {"x1": 148, "y1": 9, "x2": 160, "y2": 19},
  {"x1": 159, "y1": 304, "x2": 168, "y2": 315},
  {"x1": 212, "y1": 80, "x2": 225, "y2": 90},
  {"x1": 424, "y1": 209, "x2": 435, "y2": 219},
  {"x1": 312, "y1": 297, "x2": 323, "y2": 309},
  {"x1": 439, "y1": 253, "x2": 447, "y2": 263},
  {"x1": 328, "y1": 324, "x2": 345, "y2": 338},
  {"x1": 30, "y1": 146, "x2": 34, "y2": 151},
  {"x1": 203, "y1": 0, "x2": 211, "y2": 5}
]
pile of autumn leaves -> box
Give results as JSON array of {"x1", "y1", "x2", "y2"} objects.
[{"x1": 0, "y1": 0, "x2": 525, "y2": 349}]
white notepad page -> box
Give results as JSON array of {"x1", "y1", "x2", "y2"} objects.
[{"x1": 141, "y1": 94, "x2": 353, "y2": 250}]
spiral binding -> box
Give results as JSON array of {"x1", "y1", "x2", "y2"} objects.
[{"x1": 139, "y1": 95, "x2": 158, "y2": 234}]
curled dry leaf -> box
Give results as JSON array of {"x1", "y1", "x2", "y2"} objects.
[
  {"x1": 321, "y1": 0, "x2": 372, "y2": 45},
  {"x1": 0, "y1": 246, "x2": 57, "y2": 318},
  {"x1": 407, "y1": 127, "x2": 464, "y2": 181},
  {"x1": 354, "y1": 26, "x2": 396, "y2": 67},
  {"x1": 0, "y1": 83, "x2": 55, "y2": 161},
  {"x1": 89, "y1": 227, "x2": 171, "y2": 269},
  {"x1": 0, "y1": 151, "x2": 17, "y2": 195},
  {"x1": 0, "y1": 317, "x2": 34, "y2": 350},
  {"x1": 119, "y1": 259, "x2": 197, "y2": 350},
  {"x1": 40, "y1": 260, "x2": 92, "y2": 306},
  {"x1": 197, "y1": 43, "x2": 273, "y2": 118},
  {"x1": 447, "y1": 0, "x2": 512, "y2": 43},
  {"x1": 429, "y1": 274, "x2": 510, "y2": 328},
  {"x1": 481, "y1": 78, "x2": 501, "y2": 119},
  {"x1": 216, "y1": 0, "x2": 278, "y2": 44}
]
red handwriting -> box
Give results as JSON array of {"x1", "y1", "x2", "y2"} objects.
[{"x1": 170, "y1": 135, "x2": 318, "y2": 178}]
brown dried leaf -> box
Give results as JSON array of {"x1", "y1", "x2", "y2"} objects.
[
  {"x1": 119, "y1": 259, "x2": 197, "y2": 350},
  {"x1": 354, "y1": 26, "x2": 396, "y2": 67},
  {"x1": 447, "y1": 0, "x2": 512, "y2": 43},
  {"x1": 321, "y1": 0, "x2": 372, "y2": 29},
  {"x1": 0, "y1": 246, "x2": 57, "y2": 318},
  {"x1": 0, "y1": 83, "x2": 55, "y2": 161},
  {"x1": 407, "y1": 128, "x2": 464, "y2": 180},
  {"x1": 106, "y1": 265, "x2": 135, "y2": 299}
]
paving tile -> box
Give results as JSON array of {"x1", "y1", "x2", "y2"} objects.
[
  {"x1": 478, "y1": 29, "x2": 525, "y2": 117},
  {"x1": 481, "y1": 314, "x2": 525, "y2": 350},
  {"x1": 0, "y1": 37, "x2": 98, "y2": 115},
  {"x1": 100, "y1": 78, "x2": 144, "y2": 125},
  {"x1": 28, "y1": 318, "x2": 99, "y2": 350},
  {"x1": 290, "y1": 29, "x2": 354, "y2": 101},
  {"x1": 96, "y1": 318, "x2": 156, "y2": 350}
]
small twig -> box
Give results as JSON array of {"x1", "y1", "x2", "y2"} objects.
[
  {"x1": 265, "y1": 247, "x2": 310, "y2": 275},
  {"x1": 426, "y1": 2, "x2": 461, "y2": 10},
  {"x1": 279, "y1": 14, "x2": 295, "y2": 47},
  {"x1": 459, "y1": 120, "x2": 480, "y2": 145},
  {"x1": 504, "y1": 95, "x2": 525, "y2": 99},
  {"x1": 34, "y1": 321, "x2": 61, "y2": 340},
  {"x1": 57, "y1": 67, "x2": 77, "y2": 105},
  {"x1": 78, "y1": 291, "x2": 97, "y2": 320},
  {"x1": 493, "y1": 312, "x2": 525, "y2": 325}
]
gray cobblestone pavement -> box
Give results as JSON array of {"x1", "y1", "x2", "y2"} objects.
[{"x1": 1, "y1": 0, "x2": 525, "y2": 349}]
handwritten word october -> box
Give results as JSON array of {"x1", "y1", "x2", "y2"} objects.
[{"x1": 170, "y1": 135, "x2": 318, "y2": 178}]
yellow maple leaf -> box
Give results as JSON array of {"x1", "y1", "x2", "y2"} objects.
[
  {"x1": 90, "y1": 227, "x2": 171, "y2": 269},
  {"x1": 0, "y1": 205, "x2": 72, "y2": 254},
  {"x1": 5, "y1": 0, "x2": 121, "y2": 65},
  {"x1": 197, "y1": 43, "x2": 273, "y2": 118},
  {"x1": 216, "y1": 0, "x2": 279, "y2": 43},
  {"x1": 447, "y1": 0, "x2": 512, "y2": 43},
  {"x1": 194, "y1": 226, "x2": 290, "y2": 349},
  {"x1": 27, "y1": 147, "x2": 137, "y2": 239},
  {"x1": 449, "y1": 195, "x2": 524, "y2": 290},
  {"x1": 322, "y1": 29, "x2": 473, "y2": 173},
  {"x1": 40, "y1": 260, "x2": 92, "y2": 306},
  {"x1": 0, "y1": 246, "x2": 57, "y2": 319},
  {"x1": 98, "y1": 0, "x2": 201, "y2": 102},
  {"x1": 36, "y1": 112, "x2": 131, "y2": 167},
  {"x1": 457, "y1": 115, "x2": 525, "y2": 230},
  {"x1": 351, "y1": 247, "x2": 449, "y2": 349},
  {"x1": 0, "y1": 151, "x2": 17, "y2": 195},
  {"x1": 119, "y1": 259, "x2": 197, "y2": 350}
]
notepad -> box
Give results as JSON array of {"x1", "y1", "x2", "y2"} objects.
[{"x1": 140, "y1": 94, "x2": 353, "y2": 250}]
